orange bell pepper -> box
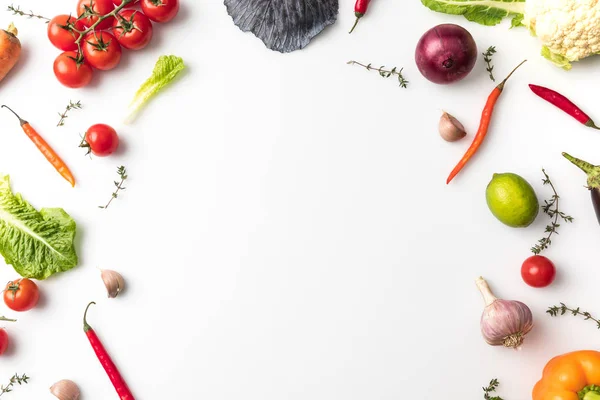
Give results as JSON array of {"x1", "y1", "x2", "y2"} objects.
[{"x1": 533, "y1": 350, "x2": 600, "y2": 400}]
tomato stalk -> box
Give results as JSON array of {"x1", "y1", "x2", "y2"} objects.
[{"x1": 0, "y1": 316, "x2": 16, "y2": 322}]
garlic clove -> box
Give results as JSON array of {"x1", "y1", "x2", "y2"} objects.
[
  {"x1": 439, "y1": 111, "x2": 467, "y2": 142},
  {"x1": 50, "y1": 379, "x2": 80, "y2": 400},
  {"x1": 100, "y1": 269, "x2": 125, "y2": 298}
]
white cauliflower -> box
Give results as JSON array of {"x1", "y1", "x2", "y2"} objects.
[{"x1": 421, "y1": 0, "x2": 600, "y2": 70}]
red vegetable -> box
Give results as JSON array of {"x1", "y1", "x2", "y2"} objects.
[
  {"x1": 529, "y1": 84, "x2": 600, "y2": 130},
  {"x1": 140, "y1": 0, "x2": 179, "y2": 23},
  {"x1": 82, "y1": 31, "x2": 122, "y2": 71},
  {"x1": 415, "y1": 24, "x2": 478, "y2": 85},
  {"x1": 446, "y1": 60, "x2": 526, "y2": 184},
  {"x1": 349, "y1": 0, "x2": 371, "y2": 34},
  {"x1": 81, "y1": 124, "x2": 120, "y2": 157},
  {"x1": 3, "y1": 279, "x2": 40, "y2": 312},
  {"x1": 83, "y1": 302, "x2": 134, "y2": 400},
  {"x1": 0, "y1": 329, "x2": 8, "y2": 356},
  {"x1": 47, "y1": 15, "x2": 85, "y2": 51},
  {"x1": 53, "y1": 51, "x2": 93, "y2": 89},
  {"x1": 113, "y1": 10, "x2": 153, "y2": 50},
  {"x1": 521, "y1": 255, "x2": 556, "y2": 288}
]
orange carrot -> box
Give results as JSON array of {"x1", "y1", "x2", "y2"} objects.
[
  {"x1": 446, "y1": 60, "x2": 527, "y2": 184},
  {"x1": 2, "y1": 105, "x2": 75, "y2": 187},
  {"x1": 0, "y1": 24, "x2": 21, "y2": 83}
]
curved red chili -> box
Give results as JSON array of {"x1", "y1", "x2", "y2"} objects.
[
  {"x1": 83, "y1": 302, "x2": 135, "y2": 400},
  {"x1": 529, "y1": 84, "x2": 600, "y2": 129},
  {"x1": 349, "y1": 0, "x2": 370, "y2": 34}
]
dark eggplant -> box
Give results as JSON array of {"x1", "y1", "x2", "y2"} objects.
[{"x1": 563, "y1": 152, "x2": 600, "y2": 225}]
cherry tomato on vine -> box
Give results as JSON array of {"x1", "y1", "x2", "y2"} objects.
[
  {"x1": 77, "y1": 0, "x2": 115, "y2": 30},
  {"x1": 140, "y1": 0, "x2": 179, "y2": 23},
  {"x1": 3, "y1": 279, "x2": 39, "y2": 312},
  {"x1": 47, "y1": 15, "x2": 85, "y2": 51},
  {"x1": 53, "y1": 51, "x2": 93, "y2": 88},
  {"x1": 82, "y1": 124, "x2": 119, "y2": 156},
  {"x1": 113, "y1": 10, "x2": 153, "y2": 50},
  {"x1": 82, "y1": 31, "x2": 122, "y2": 70},
  {"x1": 113, "y1": 0, "x2": 139, "y2": 6},
  {"x1": 521, "y1": 255, "x2": 556, "y2": 288},
  {"x1": 0, "y1": 329, "x2": 8, "y2": 356}
]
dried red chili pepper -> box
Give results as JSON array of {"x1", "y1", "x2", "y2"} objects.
[
  {"x1": 349, "y1": 0, "x2": 370, "y2": 34},
  {"x1": 529, "y1": 84, "x2": 600, "y2": 130},
  {"x1": 83, "y1": 302, "x2": 135, "y2": 400},
  {"x1": 562, "y1": 152, "x2": 600, "y2": 226}
]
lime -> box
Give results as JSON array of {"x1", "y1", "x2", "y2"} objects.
[{"x1": 486, "y1": 173, "x2": 539, "y2": 228}]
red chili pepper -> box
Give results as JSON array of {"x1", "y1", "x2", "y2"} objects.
[
  {"x1": 447, "y1": 60, "x2": 526, "y2": 184},
  {"x1": 83, "y1": 302, "x2": 135, "y2": 400},
  {"x1": 529, "y1": 84, "x2": 600, "y2": 130},
  {"x1": 349, "y1": 0, "x2": 370, "y2": 34}
]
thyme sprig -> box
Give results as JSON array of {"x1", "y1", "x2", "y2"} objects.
[
  {"x1": 100, "y1": 166, "x2": 127, "y2": 209},
  {"x1": 483, "y1": 379, "x2": 504, "y2": 400},
  {"x1": 7, "y1": 5, "x2": 49, "y2": 22},
  {"x1": 547, "y1": 303, "x2": 600, "y2": 329},
  {"x1": 347, "y1": 60, "x2": 408, "y2": 88},
  {"x1": 0, "y1": 374, "x2": 30, "y2": 397},
  {"x1": 483, "y1": 46, "x2": 497, "y2": 82},
  {"x1": 57, "y1": 101, "x2": 82, "y2": 127},
  {"x1": 531, "y1": 169, "x2": 573, "y2": 255}
]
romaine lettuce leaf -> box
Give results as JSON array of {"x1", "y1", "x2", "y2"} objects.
[
  {"x1": 541, "y1": 46, "x2": 572, "y2": 71},
  {"x1": 420, "y1": 0, "x2": 526, "y2": 27},
  {"x1": 0, "y1": 175, "x2": 78, "y2": 280}
]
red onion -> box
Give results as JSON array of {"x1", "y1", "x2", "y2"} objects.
[{"x1": 415, "y1": 23, "x2": 478, "y2": 85}]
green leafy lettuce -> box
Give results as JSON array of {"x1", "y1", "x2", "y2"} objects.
[
  {"x1": 125, "y1": 55, "x2": 185, "y2": 124},
  {"x1": 420, "y1": 0, "x2": 526, "y2": 27},
  {"x1": 0, "y1": 175, "x2": 78, "y2": 280}
]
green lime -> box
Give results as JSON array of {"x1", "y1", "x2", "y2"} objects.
[{"x1": 486, "y1": 173, "x2": 539, "y2": 228}]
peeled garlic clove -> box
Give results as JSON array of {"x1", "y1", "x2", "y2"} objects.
[
  {"x1": 50, "y1": 379, "x2": 80, "y2": 400},
  {"x1": 101, "y1": 269, "x2": 125, "y2": 298},
  {"x1": 476, "y1": 276, "x2": 533, "y2": 349},
  {"x1": 439, "y1": 111, "x2": 467, "y2": 142}
]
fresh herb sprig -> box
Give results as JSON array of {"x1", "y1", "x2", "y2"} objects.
[
  {"x1": 0, "y1": 374, "x2": 30, "y2": 397},
  {"x1": 547, "y1": 303, "x2": 600, "y2": 329},
  {"x1": 57, "y1": 101, "x2": 82, "y2": 127},
  {"x1": 7, "y1": 5, "x2": 49, "y2": 22},
  {"x1": 531, "y1": 169, "x2": 573, "y2": 254},
  {"x1": 100, "y1": 166, "x2": 127, "y2": 209},
  {"x1": 347, "y1": 60, "x2": 409, "y2": 88},
  {"x1": 483, "y1": 46, "x2": 497, "y2": 82},
  {"x1": 483, "y1": 379, "x2": 504, "y2": 400}
]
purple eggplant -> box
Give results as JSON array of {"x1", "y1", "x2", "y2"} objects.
[{"x1": 563, "y1": 152, "x2": 600, "y2": 225}]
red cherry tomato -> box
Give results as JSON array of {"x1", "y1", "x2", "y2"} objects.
[
  {"x1": 82, "y1": 31, "x2": 122, "y2": 70},
  {"x1": 521, "y1": 255, "x2": 556, "y2": 288},
  {"x1": 140, "y1": 0, "x2": 179, "y2": 23},
  {"x1": 83, "y1": 124, "x2": 119, "y2": 156},
  {"x1": 0, "y1": 329, "x2": 8, "y2": 356},
  {"x1": 77, "y1": 0, "x2": 115, "y2": 29},
  {"x1": 113, "y1": 10, "x2": 153, "y2": 50},
  {"x1": 53, "y1": 51, "x2": 93, "y2": 88},
  {"x1": 3, "y1": 279, "x2": 39, "y2": 312},
  {"x1": 47, "y1": 15, "x2": 85, "y2": 51}
]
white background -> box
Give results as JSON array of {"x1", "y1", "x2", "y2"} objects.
[{"x1": 0, "y1": 0, "x2": 599, "y2": 398}]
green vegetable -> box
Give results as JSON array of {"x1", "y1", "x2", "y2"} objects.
[
  {"x1": 0, "y1": 175, "x2": 78, "y2": 279},
  {"x1": 420, "y1": 0, "x2": 525, "y2": 27},
  {"x1": 125, "y1": 55, "x2": 185, "y2": 124},
  {"x1": 541, "y1": 46, "x2": 572, "y2": 71}
]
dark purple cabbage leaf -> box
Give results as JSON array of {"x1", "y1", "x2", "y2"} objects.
[{"x1": 224, "y1": 0, "x2": 339, "y2": 53}]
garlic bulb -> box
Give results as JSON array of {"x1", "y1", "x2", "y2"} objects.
[
  {"x1": 100, "y1": 269, "x2": 125, "y2": 298},
  {"x1": 439, "y1": 112, "x2": 467, "y2": 142},
  {"x1": 50, "y1": 379, "x2": 80, "y2": 400},
  {"x1": 476, "y1": 276, "x2": 533, "y2": 349}
]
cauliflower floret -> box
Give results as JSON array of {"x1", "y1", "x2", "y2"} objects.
[{"x1": 524, "y1": 0, "x2": 600, "y2": 67}]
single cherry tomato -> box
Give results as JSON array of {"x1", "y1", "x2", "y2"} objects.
[
  {"x1": 112, "y1": 10, "x2": 153, "y2": 50},
  {"x1": 82, "y1": 124, "x2": 119, "y2": 156},
  {"x1": 3, "y1": 279, "x2": 40, "y2": 312},
  {"x1": 77, "y1": 0, "x2": 115, "y2": 30},
  {"x1": 53, "y1": 51, "x2": 93, "y2": 88},
  {"x1": 140, "y1": 0, "x2": 179, "y2": 23},
  {"x1": 82, "y1": 31, "x2": 122, "y2": 70},
  {"x1": 0, "y1": 329, "x2": 8, "y2": 356},
  {"x1": 113, "y1": 0, "x2": 139, "y2": 6},
  {"x1": 521, "y1": 255, "x2": 556, "y2": 288},
  {"x1": 47, "y1": 15, "x2": 85, "y2": 51}
]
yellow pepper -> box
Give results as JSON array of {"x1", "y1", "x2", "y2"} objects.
[{"x1": 533, "y1": 350, "x2": 600, "y2": 400}]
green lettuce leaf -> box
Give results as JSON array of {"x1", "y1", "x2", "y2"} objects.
[
  {"x1": 0, "y1": 175, "x2": 78, "y2": 280},
  {"x1": 125, "y1": 55, "x2": 185, "y2": 124},
  {"x1": 541, "y1": 46, "x2": 572, "y2": 71},
  {"x1": 420, "y1": 0, "x2": 526, "y2": 27}
]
